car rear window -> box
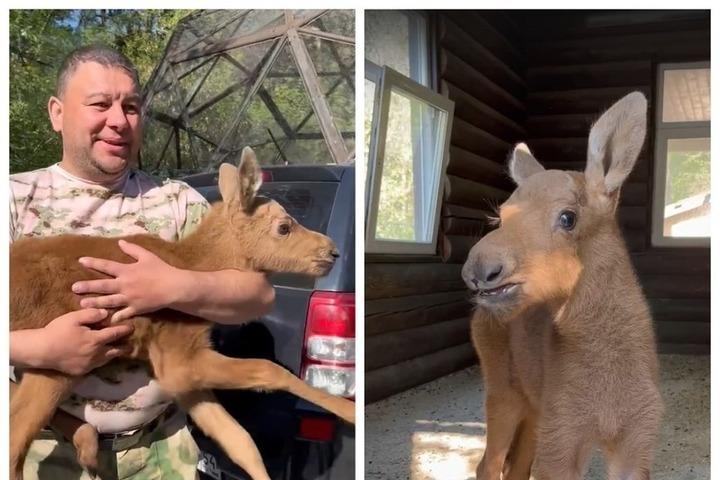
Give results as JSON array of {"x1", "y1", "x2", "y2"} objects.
[
  {"x1": 260, "y1": 182, "x2": 338, "y2": 235},
  {"x1": 261, "y1": 182, "x2": 339, "y2": 289}
]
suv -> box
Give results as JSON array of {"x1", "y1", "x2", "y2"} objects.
[{"x1": 182, "y1": 165, "x2": 355, "y2": 480}]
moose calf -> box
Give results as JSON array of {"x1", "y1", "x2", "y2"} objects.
[
  {"x1": 10, "y1": 147, "x2": 355, "y2": 480},
  {"x1": 463, "y1": 92, "x2": 663, "y2": 480}
]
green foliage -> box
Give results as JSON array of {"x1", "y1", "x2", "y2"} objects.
[
  {"x1": 375, "y1": 92, "x2": 416, "y2": 241},
  {"x1": 10, "y1": 9, "x2": 190, "y2": 173},
  {"x1": 666, "y1": 149, "x2": 711, "y2": 204}
]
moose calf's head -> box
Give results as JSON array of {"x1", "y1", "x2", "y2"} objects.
[
  {"x1": 462, "y1": 92, "x2": 647, "y2": 315},
  {"x1": 217, "y1": 147, "x2": 339, "y2": 276}
]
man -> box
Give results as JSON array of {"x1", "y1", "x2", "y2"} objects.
[{"x1": 10, "y1": 45, "x2": 275, "y2": 479}]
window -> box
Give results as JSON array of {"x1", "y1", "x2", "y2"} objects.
[
  {"x1": 365, "y1": 11, "x2": 454, "y2": 255},
  {"x1": 365, "y1": 11, "x2": 431, "y2": 174},
  {"x1": 651, "y1": 63, "x2": 710, "y2": 247}
]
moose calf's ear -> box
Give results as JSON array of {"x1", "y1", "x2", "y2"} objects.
[
  {"x1": 219, "y1": 163, "x2": 239, "y2": 204},
  {"x1": 509, "y1": 143, "x2": 545, "y2": 186},
  {"x1": 585, "y1": 91, "x2": 647, "y2": 196},
  {"x1": 237, "y1": 146, "x2": 263, "y2": 211}
]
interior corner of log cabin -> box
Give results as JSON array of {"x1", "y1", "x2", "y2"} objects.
[{"x1": 365, "y1": 10, "x2": 710, "y2": 403}]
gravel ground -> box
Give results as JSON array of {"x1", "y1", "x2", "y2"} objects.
[{"x1": 365, "y1": 354, "x2": 709, "y2": 480}]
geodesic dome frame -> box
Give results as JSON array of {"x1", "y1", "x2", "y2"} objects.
[{"x1": 141, "y1": 10, "x2": 355, "y2": 175}]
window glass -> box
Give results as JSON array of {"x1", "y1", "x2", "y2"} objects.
[
  {"x1": 662, "y1": 68, "x2": 710, "y2": 123},
  {"x1": 662, "y1": 137, "x2": 710, "y2": 238},
  {"x1": 366, "y1": 11, "x2": 412, "y2": 78},
  {"x1": 375, "y1": 88, "x2": 448, "y2": 243},
  {"x1": 364, "y1": 78, "x2": 376, "y2": 167},
  {"x1": 365, "y1": 11, "x2": 428, "y2": 87}
]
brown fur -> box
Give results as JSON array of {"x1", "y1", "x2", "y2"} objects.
[
  {"x1": 462, "y1": 93, "x2": 663, "y2": 480},
  {"x1": 9, "y1": 147, "x2": 355, "y2": 480}
]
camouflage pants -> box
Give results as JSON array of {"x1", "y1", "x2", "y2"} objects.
[{"x1": 23, "y1": 411, "x2": 199, "y2": 480}]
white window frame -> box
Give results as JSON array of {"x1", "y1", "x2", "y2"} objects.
[
  {"x1": 651, "y1": 61, "x2": 710, "y2": 247},
  {"x1": 365, "y1": 66, "x2": 454, "y2": 255}
]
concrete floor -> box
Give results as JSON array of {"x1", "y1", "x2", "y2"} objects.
[{"x1": 366, "y1": 354, "x2": 709, "y2": 480}]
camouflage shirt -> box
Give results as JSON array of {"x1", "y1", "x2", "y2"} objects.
[{"x1": 10, "y1": 163, "x2": 210, "y2": 433}]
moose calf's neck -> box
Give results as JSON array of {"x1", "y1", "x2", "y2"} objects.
[
  {"x1": 557, "y1": 219, "x2": 648, "y2": 342},
  {"x1": 168, "y1": 207, "x2": 254, "y2": 273}
]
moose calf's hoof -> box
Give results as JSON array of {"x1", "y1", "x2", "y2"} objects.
[{"x1": 73, "y1": 423, "x2": 99, "y2": 476}]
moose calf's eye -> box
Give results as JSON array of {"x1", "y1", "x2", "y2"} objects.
[
  {"x1": 278, "y1": 224, "x2": 291, "y2": 236},
  {"x1": 559, "y1": 210, "x2": 577, "y2": 231}
]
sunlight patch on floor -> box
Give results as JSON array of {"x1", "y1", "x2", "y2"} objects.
[{"x1": 411, "y1": 426, "x2": 485, "y2": 480}]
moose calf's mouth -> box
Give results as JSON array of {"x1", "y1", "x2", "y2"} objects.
[{"x1": 477, "y1": 283, "x2": 520, "y2": 298}]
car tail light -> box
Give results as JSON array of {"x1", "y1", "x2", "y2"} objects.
[
  {"x1": 302, "y1": 291, "x2": 355, "y2": 398},
  {"x1": 298, "y1": 416, "x2": 336, "y2": 442},
  {"x1": 260, "y1": 170, "x2": 273, "y2": 183}
]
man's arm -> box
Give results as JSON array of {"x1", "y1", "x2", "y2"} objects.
[{"x1": 72, "y1": 240, "x2": 275, "y2": 324}]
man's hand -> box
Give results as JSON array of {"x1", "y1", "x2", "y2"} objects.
[
  {"x1": 73, "y1": 240, "x2": 275, "y2": 325},
  {"x1": 10, "y1": 309, "x2": 134, "y2": 376},
  {"x1": 73, "y1": 240, "x2": 182, "y2": 322}
]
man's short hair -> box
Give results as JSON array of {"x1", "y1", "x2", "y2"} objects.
[{"x1": 56, "y1": 45, "x2": 141, "y2": 98}]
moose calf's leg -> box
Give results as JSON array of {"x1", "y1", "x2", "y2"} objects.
[
  {"x1": 11, "y1": 379, "x2": 99, "y2": 476},
  {"x1": 179, "y1": 390, "x2": 270, "y2": 480},
  {"x1": 606, "y1": 412, "x2": 661, "y2": 480},
  {"x1": 533, "y1": 421, "x2": 593, "y2": 480},
  {"x1": 152, "y1": 347, "x2": 355, "y2": 424},
  {"x1": 476, "y1": 392, "x2": 525, "y2": 480},
  {"x1": 503, "y1": 414, "x2": 538, "y2": 480},
  {"x1": 10, "y1": 372, "x2": 74, "y2": 480}
]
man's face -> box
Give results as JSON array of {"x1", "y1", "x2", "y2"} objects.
[{"x1": 49, "y1": 61, "x2": 142, "y2": 181}]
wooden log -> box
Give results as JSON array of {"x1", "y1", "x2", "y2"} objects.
[
  {"x1": 526, "y1": 137, "x2": 588, "y2": 161},
  {"x1": 444, "y1": 82, "x2": 525, "y2": 143},
  {"x1": 444, "y1": 175, "x2": 511, "y2": 210},
  {"x1": 619, "y1": 182, "x2": 648, "y2": 207},
  {"x1": 440, "y1": 12, "x2": 525, "y2": 73},
  {"x1": 527, "y1": 60, "x2": 652, "y2": 91},
  {"x1": 622, "y1": 229, "x2": 646, "y2": 252},
  {"x1": 446, "y1": 146, "x2": 514, "y2": 191},
  {"x1": 639, "y1": 274, "x2": 710, "y2": 299},
  {"x1": 527, "y1": 86, "x2": 652, "y2": 115},
  {"x1": 451, "y1": 117, "x2": 513, "y2": 161},
  {"x1": 655, "y1": 320, "x2": 709, "y2": 345},
  {"x1": 441, "y1": 234, "x2": 479, "y2": 264},
  {"x1": 526, "y1": 29, "x2": 710, "y2": 66},
  {"x1": 632, "y1": 250, "x2": 710, "y2": 275},
  {"x1": 442, "y1": 216, "x2": 487, "y2": 237},
  {"x1": 538, "y1": 158, "x2": 649, "y2": 182},
  {"x1": 366, "y1": 343, "x2": 476, "y2": 404},
  {"x1": 364, "y1": 253, "x2": 442, "y2": 264},
  {"x1": 365, "y1": 263, "x2": 465, "y2": 300},
  {"x1": 442, "y1": 204, "x2": 495, "y2": 221},
  {"x1": 521, "y1": 11, "x2": 709, "y2": 41},
  {"x1": 366, "y1": 316, "x2": 471, "y2": 371},
  {"x1": 648, "y1": 298, "x2": 710, "y2": 324},
  {"x1": 366, "y1": 299, "x2": 472, "y2": 337},
  {"x1": 440, "y1": 50, "x2": 525, "y2": 121},
  {"x1": 366, "y1": 290, "x2": 468, "y2": 316},
  {"x1": 658, "y1": 343, "x2": 709, "y2": 354},
  {"x1": 439, "y1": 17, "x2": 526, "y2": 98},
  {"x1": 618, "y1": 206, "x2": 647, "y2": 231},
  {"x1": 526, "y1": 113, "x2": 596, "y2": 138}
]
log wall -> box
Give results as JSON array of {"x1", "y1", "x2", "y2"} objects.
[{"x1": 366, "y1": 10, "x2": 710, "y2": 403}]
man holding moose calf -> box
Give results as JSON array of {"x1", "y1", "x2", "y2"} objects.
[{"x1": 10, "y1": 45, "x2": 275, "y2": 479}]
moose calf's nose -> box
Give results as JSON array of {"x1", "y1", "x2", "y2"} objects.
[
  {"x1": 484, "y1": 264, "x2": 504, "y2": 283},
  {"x1": 331, "y1": 249, "x2": 340, "y2": 258}
]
